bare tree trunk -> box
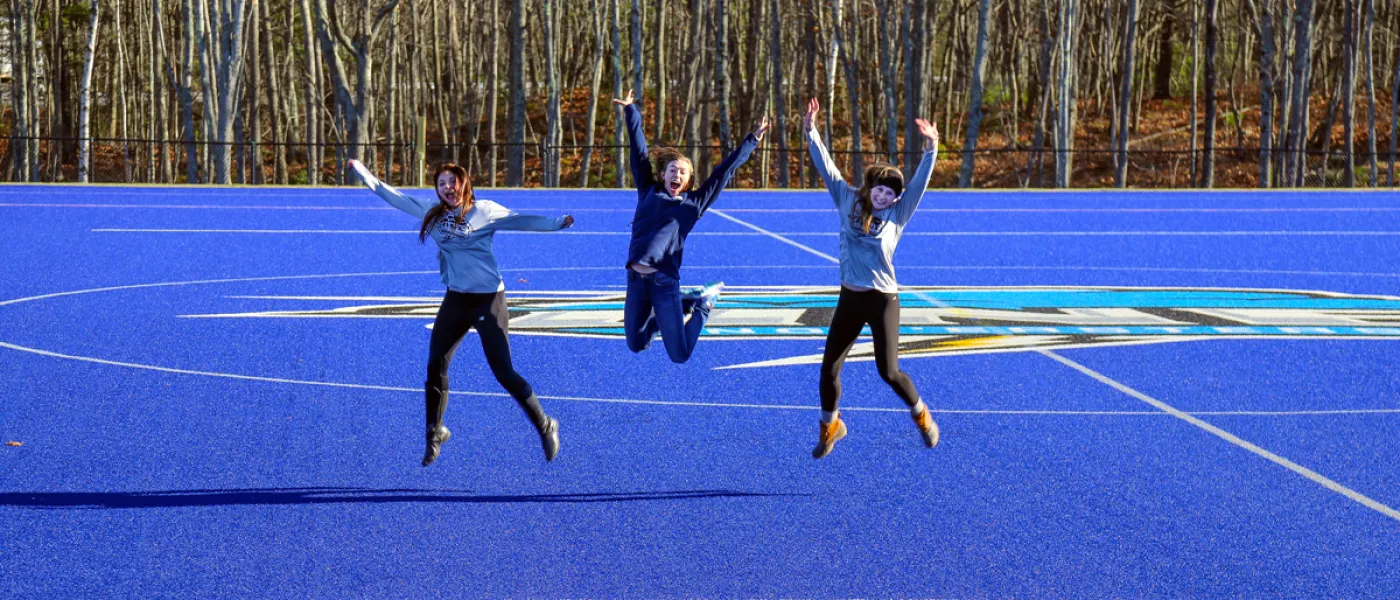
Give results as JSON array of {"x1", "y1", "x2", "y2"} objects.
[
  {"x1": 259, "y1": 0, "x2": 285, "y2": 183},
  {"x1": 822, "y1": 0, "x2": 836, "y2": 150},
  {"x1": 488, "y1": 0, "x2": 499, "y2": 186},
  {"x1": 1246, "y1": 0, "x2": 1275, "y2": 187},
  {"x1": 716, "y1": 0, "x2": 732, "y2": 152},
  {"x1": 682, "y1": 0, "x2": 706, "y2": 171},
  {"x1": 8, "y1": 0, "x2": 31, "y2": 181},
  {"x1": 653, "y1": 0, "x2": 665, "y2": 140},
  {"x1": 247, "y1": 0, "x2": 261, "y2": 184},
  {"x1": 1391, "y1": 9, "x2": 1399, "y2": 185},
  {"x1": 114, "y1": 0, "x2": 131, "y2": 182},
  {"x1": 1054, "y1": 0, "x2": 1080, "y2": 188},
  {"x1": 959, "y1": 0, "x2": 992, "y2": 187},
  {"x1": 631, "y1": 0, "x2": 643, "y2": 99},
  {"x1": 1154, "y1": 2, "x2": 1175, "y2": 99},
  {"x1": 1188, "y1": 0, "x2": 1199, "y2": 184},
  {"x1": 612, "y1": 0, "x2": 627, "y2": 187},
  {"x1": 1201, "y1": 0, "x2": 1217, "y2": 188},
  {"x1": 1343, "y1": 0, "x2": 1357, "y2": 186},
  {"x1": 876, "y1": 0, "x2": 897, "y2": 164},
  {"x1": 506, "y1": 0, "x2": 525, "y2": 185},
  {"x1": 1363, "y1": 0, "x2": 1377, "y2": 186},
  {"x1": 298, "y1": 0, "x2": 318, "y2": 185},
  {"x1": 544, "y1": 0, "x2": 561, "y2": 187},
  {"x1": 1284, "y1": 0, "x2": 1316, "y2": 187},
  {"x1": 78, "y1": 0, "x2": 101, "y2": 183},
  {"x1": 770, "y1": 0, "x2": 789, "y2": 187},
  {"x1": 830, "y1": 0, "x2": 862, "y2": 184},
  {"x1": 1113, "y1": 0, "x2": 1140, "y2": 188},
  {"x1": 313, "y1": 0, "x2": 403, "y2": 183},
  {"x1": 1028, "y1": 0, "x2": 1053, "y2": 187},
  {"x1": 904, "y1": 0, "x2": 928, "y2": 173},
  {"x1": 580, "y1": 0, "x2": 606, "y2": 187}
]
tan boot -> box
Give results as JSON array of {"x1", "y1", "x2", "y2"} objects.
[
  {"x1": 912, "y1": 407, "x2": 939, "y2": 448},
  {"x1": 812, "y1": 413, "x2": 848, "y2": 459}
]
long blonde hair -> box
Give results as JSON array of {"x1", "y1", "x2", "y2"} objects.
[
  {"x1": 651, "y1": 147, "x2": 695, "y2": 193},
  {"x1": 420, "y1": 163, "x2": 473, "y2": 242}
]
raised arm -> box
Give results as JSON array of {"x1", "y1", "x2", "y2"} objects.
[
  {"x1": 693, "y1": 116, "x2": 769, "y2": 213},
  {"x1": 479, "y1": 202, "x2": 575, "y2": 232},
  {"x1": 802, "y1": 99, "x2": 850, "y2": 203},
  {"x1": 614, "y1": 90, "x2": 655, "y2": 191},
  {"x1": 893, "y1": 119, "x2": 940, "y2": 225},
  {"x1": 348, "y1": 159, "x2": 434, "y2": 219}
]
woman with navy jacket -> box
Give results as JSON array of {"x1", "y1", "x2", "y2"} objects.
[
  {"x1": 613, "y1": 89, "x2": 769, "y2": 363},
  {"x1": 800, "y1": 98, "x2": 942, "y2": 459},
  {"x1": 349, "y1": 159, "x2": 572, "y2": 467}
]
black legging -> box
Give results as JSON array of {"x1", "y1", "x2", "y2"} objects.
[
  {"x1": 425, "y1": 290, "x2": 545, "y2": 430},
  {"x1": 819, "y1": 287, "x2": 921, "y2": 412}
]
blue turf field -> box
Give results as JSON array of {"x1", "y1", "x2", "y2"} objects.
[{"x1": 3, "y1": 184, "x2": 1400, "y2": 597}]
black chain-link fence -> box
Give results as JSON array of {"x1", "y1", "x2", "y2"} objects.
[{"x1": 5, "y1": 135, "x2": 1400, "y2": 189}]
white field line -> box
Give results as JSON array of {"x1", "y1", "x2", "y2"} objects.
[
  {"x1": 90, "y1": 227, "x2": 1400, "y2": 237},
  {"x1": 1039, "y1": 349, "x2": 1400, "y2": 523}
]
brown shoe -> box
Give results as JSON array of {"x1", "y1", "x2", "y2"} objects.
[
  {"x1": 812, "y1": 414, "x2": 848, "y2": 459},
  {"x1": 912, "y1": 407, "x2": 939, "y2": 448}
]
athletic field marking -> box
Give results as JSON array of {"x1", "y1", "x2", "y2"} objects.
[
  {"x1": 706, "y1": 209, "x2": 842, "y2": 261},
  {"x1": 5, "y1": 340, "x2": 1397, "y2": 417},
  {"x1": 3, "y1": 203, "x2": 633, "y2": 211},
  {"x1": 91, "y1": 227, "x2": 1400, "y2": 237},
  {"x1": 720, "y1": 207, "x2": 1400, "y2": 213},
  {"x1": 11, "y1": 202, "x2": 1400, "y2": 213},
  {"x1": 1039, "y1": 349, "x2": 1400, "y2": 523},
  {"x1": 8, "y1": 266, "x2": 1400, "y2": 313}
]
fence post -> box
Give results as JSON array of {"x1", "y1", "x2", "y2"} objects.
[{"x1": 415, "y1": 116, "x2": 428, "y2": 186}]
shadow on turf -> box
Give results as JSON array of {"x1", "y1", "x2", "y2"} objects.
[{"x1": 0, "y1": 487, "x2": 800, "y2": 509}]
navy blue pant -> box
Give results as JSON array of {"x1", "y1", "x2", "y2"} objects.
[{"x1": 624, "y1": 269, "x2": 711, "y2": 363}]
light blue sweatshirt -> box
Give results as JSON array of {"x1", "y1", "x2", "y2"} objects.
[
  {"x1": 360, "y1": 174, "x2": 569, "y2": 293},
  {"x1": 806, "y1": 128, "x2": 937, "y2": 293}
]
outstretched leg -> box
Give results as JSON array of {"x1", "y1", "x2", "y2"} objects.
[
  {"x1": 869, "y1": 292, "x2": 937, "y2": 448},
  {"x1": 868, "y1": 293, "x2": 920, "y2": 407},
  {"x1": 474, "y1": 292, "x2": 559, "y2": 461}
]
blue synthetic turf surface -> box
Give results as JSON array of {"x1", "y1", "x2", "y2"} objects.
[{"x1": 3, "y1": 185, "x2": 1400, "y2": 597}]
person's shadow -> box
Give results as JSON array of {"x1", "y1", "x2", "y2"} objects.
[{"x1": 0, "y1": 487, "x2": 800, "y2": 509}]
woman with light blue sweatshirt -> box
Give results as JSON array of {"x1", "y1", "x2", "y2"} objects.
[
  {"x1": 348, "y1": 160, "x2": 572, "y2": 467},
  {"x1": 801, "y1": 98, "x2": 941, "y2": 459},
  {"x1": 613, "y1": 89, "x2": 769, "y2": 363}
]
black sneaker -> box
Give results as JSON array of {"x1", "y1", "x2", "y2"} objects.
[
  {"x1": 422, "y1": 425, "x2": 452, "y2": 467},
  {"x1": 538, "y1": 417, "x2": 560, "y2": 462}
]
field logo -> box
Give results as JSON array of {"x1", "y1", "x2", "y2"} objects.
[{"x1": 187, "y1": 286, "x2": 1400, "y2": 369}]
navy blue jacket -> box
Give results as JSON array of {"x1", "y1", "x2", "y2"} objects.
[{"x1": 623, "y1": 104, "x2": 758, "y2": 279}]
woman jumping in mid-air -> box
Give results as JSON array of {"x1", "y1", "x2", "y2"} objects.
[
  {"x1": 614, "y1": 89, "x2": 769, "y2": 363},
  {"x1": 801, "y1": 98, "x2": 941, "y2": 459},
  {"x1": 349, "y1": 159, "x2": 573, "y2": 466}
]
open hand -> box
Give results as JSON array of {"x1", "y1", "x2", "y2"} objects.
[
  {"x1": 802, "y1": 98, "x2": 820, "y2": 133},
  {"x1": 561, "y1": 215, "x2": 575, "y2": 229},
  {"x1": 754, "y1": 116, "x2": 771, "y2": 142},
  {"x1": 612, "y1": 89, "x2": 635, "y2": 106},
  {"x1": 915, "y1": 118, "x2": 939, "y2": 150}
]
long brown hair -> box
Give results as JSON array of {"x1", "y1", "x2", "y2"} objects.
[
  {"x1": 651, "y1": 148, "x2": 695, "y2": 193},
  {"x1": 853, "y1": 163, "x2": 905, "y2": 233},
  {"x1": 420, "y1": 163, "x2": 473, "y2": 242}
]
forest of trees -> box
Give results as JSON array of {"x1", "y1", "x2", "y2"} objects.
[{"x1": 3, "y1": 0, "x2": 1399, "y2": 189}]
